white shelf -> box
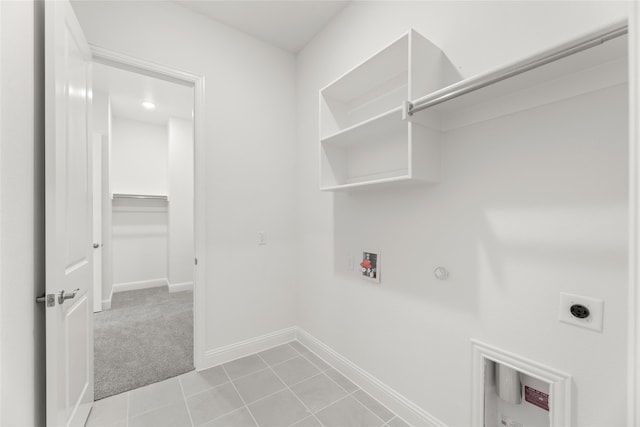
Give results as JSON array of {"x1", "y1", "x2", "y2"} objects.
[
  {"x1": 321, "y1": 107, "x2": 404, "y2": 148},
  {"x1": 112, "y1": 193, "x2": 169, "y2": 201},
  {"x1": 319, "y1": 29, "x2": 447, "y2": 191},
  {"x1": 320, "y1": 120, "x2": 440, "y2": 191},
  {"x1": 111, "y1": 193, "x2": 168, "y2": 213},
  {"x1": 320, "y1": 23, "x2": 628, "y2": 192},
  {"x1": 321, "y1": 35, "x2": 408, "y2": 105},
  {"x1": 320, "y1": 175, "x2": 413, "y2": 192}
]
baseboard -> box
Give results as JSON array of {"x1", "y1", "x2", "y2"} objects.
[
  {"x1": 112, "y1": 278, "x2": 169, "y2": 294},
  {"x1": 202, "y1": 327, "x2": 298, "y2": 368},
  {"x1": 101, "y1": 279, "x2": 189, "y2": 309},
  {"x1": 296, "y1": 328, "x2": 447, "y2": 427},
  {"x1": 168, "y1": 281, "x2": 193, "y2": 293},
  {"x1": 101, "y1": 285, "x2": 114, "y2": 310},
  {"x1": 199, "y1": 326, "x2": 445, "y2": 426}
]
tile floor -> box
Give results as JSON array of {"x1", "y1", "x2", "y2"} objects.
[{"x1": 86, "y1": 341, "x2": 410, "y2": 427}]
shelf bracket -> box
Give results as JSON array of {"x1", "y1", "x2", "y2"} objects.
[{"x1": 401, "y1": 100, "x2": 413, "y2": 120}]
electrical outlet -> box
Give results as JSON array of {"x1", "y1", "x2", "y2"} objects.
[
  {"x1": 558, "y1": 292, "x2": 604, "y2": 332},
  {"x1": 499, "y1": 413, "x2": 523, "y2": 427}
]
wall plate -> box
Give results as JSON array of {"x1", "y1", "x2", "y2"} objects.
[
  {"x1": 360, "y1": 251, "x2": 380, "y2": 283},
  {"x1": 558, "y1": 292, "x2": 604, "y2": 332},
  {"x1": 471, "y1": 340, "x2": 572, "y2": 427}
]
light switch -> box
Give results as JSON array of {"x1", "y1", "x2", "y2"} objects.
[
  {"x1": 347, "y1": 255, "x2": 354, "y2": 271},
  {"x1": 258, "y1": 231, "x2": 267, "y2": 245}
]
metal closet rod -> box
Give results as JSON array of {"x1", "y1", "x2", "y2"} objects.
[
  {"x1": 407, "y1": 22, "x2": 628, "y2": 116},
  {"x1": 112, "y1": 193, "x2": 168, "y2": 201}
]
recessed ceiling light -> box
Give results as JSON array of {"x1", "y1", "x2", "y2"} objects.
[{"x1": 141, "y1": 101, "x2": 155, "y2": 109}]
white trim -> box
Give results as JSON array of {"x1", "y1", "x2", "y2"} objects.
[
  {"x1": 101, "y1": 278, "x2": 192, "y2": 307},
  {"x1": 91, "y1": 132, "x2": 103, "y2": 313},
  {"x1": 200, "y1": 327, "x2": 478, "y2": 426},
  {"x1": 470, "y1": 340, "x2": 572, "y2": 427},
  {"x1": 101, "y1": 282, "x2": 114, "y2": 311},
  {"x1": 629, "y1": 2, "x2": 640, "y2": 426},
  {"x1": 193, "y1": 73, "x2": 206, "y2": 370},
  {"x1": 0, "y1": 1, "x2": 3, "y2": 421},
  {"x1": 168, "y1": 281, "x2": 193, "y2": 293},
  {"x1": 202, "y1": 327, "x2": 298, "y2": 368},
  {"x1": 297, "y1": 328, "x2": 446, "y2": 427},
  {"x1": 111, "y1": 278, "x2": 168, "y2": 293},
  {"x1": 90, "y1": 45, "x2": 195, "y2": 87},
  {"x1": 88, "y1": 45, "x2": 206, "y2": 370}
]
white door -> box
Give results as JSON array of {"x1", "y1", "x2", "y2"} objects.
[
  {"x1": 92, "y1": 133, "x2": 102, "y2": 313},
  {"x1": 45, "y1": 1, "x2": 94, "y2": 426}
]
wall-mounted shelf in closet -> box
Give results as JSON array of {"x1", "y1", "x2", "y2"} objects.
[
  {"x1": 112, "y1": 193, "x2": 169, "y2": 201},
  {"x1": 319, "y1": 21, "x2": 628, "y2": 192},
  {"x1": 111, "y1": 193, "x2": 169, "y2": 212},
  {"x1": 319, "y1": 29, "x2": 449, "y2": 191}
]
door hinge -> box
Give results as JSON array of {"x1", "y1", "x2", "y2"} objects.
[
  {"x1": 195, "y1": 257, "x2": 198, "y2": 266},
  {"x1": 36, "y1": 293, "x2": 56, "y2": 307}
]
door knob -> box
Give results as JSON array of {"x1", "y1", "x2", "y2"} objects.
[
  {"x1": 58, "y1": 288, "x2": 79, "y2": 304},
  {"x1": 93, "y1": 243, "x2": 100, "y2": 249}
]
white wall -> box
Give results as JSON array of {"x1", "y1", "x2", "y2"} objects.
[
  {"x1": 110, "y1": 117, "x2": 168, "y2": 196},
  {"x1": 93, "y1": 90, "x2": 109, "y2": 134},
  {"x1": 111, "y1": 117, "x2": 169, "y2": 287},
  {"x1": 0, "y1": 0, "x2": 45, "y2": 424},
  {"x1": 296, "y1": 2, "x2": 629, "y2": 426},
  {"x1": 168, "y1": 117, "x2": 194, "y2": 289},
  {"x1": 111, "y1": 200, "x2": 168, "y2": 287},
  {"x1": 72, "y1": 1, "x2": 298, "y2": 350}
]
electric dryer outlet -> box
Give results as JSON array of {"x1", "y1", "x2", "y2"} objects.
[{"x1": 558, "y1": 292, "x2": 604, "y2": 332}]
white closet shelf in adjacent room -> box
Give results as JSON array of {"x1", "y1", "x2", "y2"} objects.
[
  {"x1": 112, "y1": 193, "x2": 169, "y2": 201},
  {"x1": 111, "y1": 193, "x2": 169, "y2": 213}
]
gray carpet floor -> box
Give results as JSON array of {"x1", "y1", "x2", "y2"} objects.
[{"x1": 94, "y1": 286, "x2": 194, "y2": 400}]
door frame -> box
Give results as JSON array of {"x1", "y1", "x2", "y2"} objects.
[
  {"x1": 91, "y1": 132, "x2": 102, "y2": 313},
  {"x1": 90, "y1": 45, "x2": 207, "y2": 370},
  {"x1": 0, "y1": 3, "x2": 3, "y2": 424}
]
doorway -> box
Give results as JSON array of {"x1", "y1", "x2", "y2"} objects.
[{"x1": 91, "y1": 58, "x2": 198, "y2": 399}]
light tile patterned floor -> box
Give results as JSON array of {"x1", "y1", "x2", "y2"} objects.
[{"x1": 86, "y1": 341, "x2": 410, "y2": 427}]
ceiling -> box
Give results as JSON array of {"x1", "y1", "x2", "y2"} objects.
[
  {"x1": 93, "y1": 62, "x2": 193, "y2": 125},
  {"x1": 92, "y1": 1, "x2": 351, "y2": 122},
  {"x1": 176, "y1": 1, "x2": 350, "y2": 53}
]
